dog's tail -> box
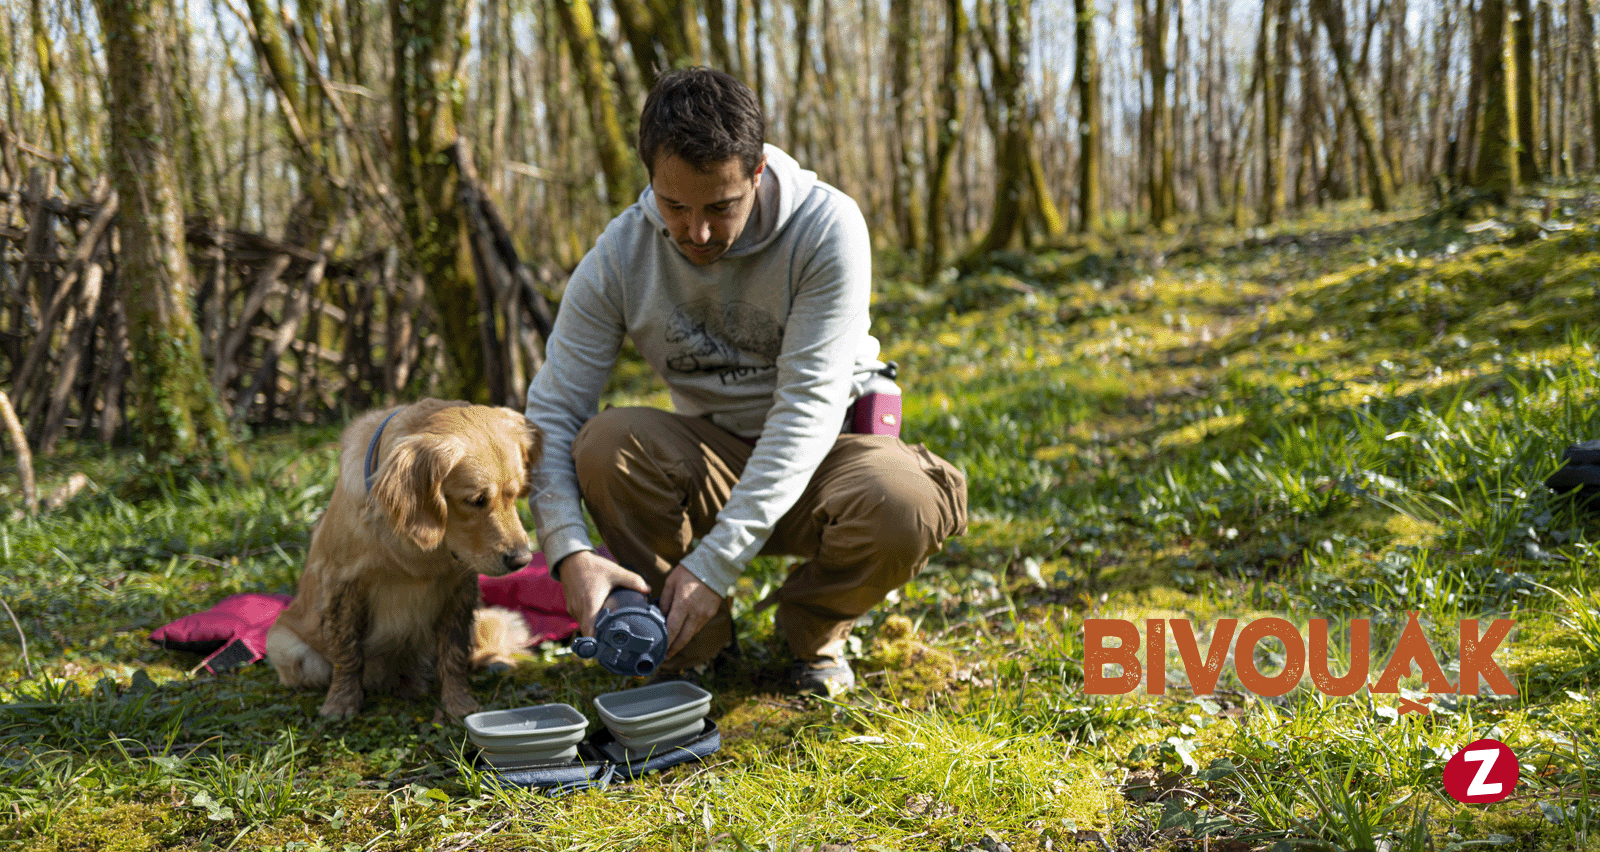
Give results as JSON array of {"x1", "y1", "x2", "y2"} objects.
[{"x1": 471, "y1": 606, "x2": 532, "y2": 673}]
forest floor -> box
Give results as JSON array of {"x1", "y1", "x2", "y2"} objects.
[{"x1": 6, "y1": 185, "x2": 1600, "y2": 851}]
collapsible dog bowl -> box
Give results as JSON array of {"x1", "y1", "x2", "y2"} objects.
[
  {"x1": 593, "y1": 681, "x2": 712, "y2": 756},
  {"x1": 475, "y1": 742, "x2": 583, "y2": 770},
  {"x1": 465, "y1": 703, "x2": 589, "y2": 766},
  {"x1": 480, "y1": 743, "x2": 580, "y2": 769}
]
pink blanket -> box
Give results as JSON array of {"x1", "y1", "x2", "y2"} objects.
[{"x1": 150, "y1": 556, "x2": 577, "y2": 674}]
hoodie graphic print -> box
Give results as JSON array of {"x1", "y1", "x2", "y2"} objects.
[{"x1": 665, "y1": 298, "x2": 783, "y2": 385}]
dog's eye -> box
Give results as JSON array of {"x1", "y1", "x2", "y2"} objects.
[{"x1": 465, "y1": 494, "x2": 490, "y2": 509}]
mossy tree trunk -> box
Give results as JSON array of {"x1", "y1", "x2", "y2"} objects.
[
  {"x1": 552, "y1": 0, "x2": 639, "y2": 211},
  {"x1": 1256, "y1": 0, "x2": 1289, "y2": 225},
  {"x1": 923, "y1": 0, "x2": 965, "y2": 281},
  {"x1": 242, "y1": 0, "x2": 339, "y2": 239},
  {"x1": 390, "y1": 0, "x2": 485, "y2": 401},
  {"x1": 705, "y1": 0, "x2": 734, "y2": 72},
  {"x1": 1141, "y1": 0, "x2": 1176, "y2": 228},
  {"x1": 787, "y1": 0, "x2": 815, "y2": 161},
  {"x1": 1581, "y1": 0, "x2": 1600, "y2": 172},
  {"x1": 1472, "y1": 0, "x2": 1521, "y2": 204},
  {"x1": 29, "y1": 0, "x2": 66, "y2": 161},
  {"x1": 1314, "y1": 0, "x2": 1394, "y2": 212},
  {"x1": 1512, "y1": 0, "x2": 1540, "y2": 181},
  {"x1": 888, "y1": 0, "x2": 925, "y2": 251},
  {"x1": 610, "y1": 0, "x2": 702, "y2": 92},
  {"x1": 93, "y1": 0, "x2": 237, "y2": 467},
  {"x1": 964, "y1": 0, "x2": 1061, "y2": 261},
  {"x1": 1074, "y1": 0, "x2": 1101, "y2": 233}
]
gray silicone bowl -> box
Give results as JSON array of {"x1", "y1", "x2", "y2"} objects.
[
  {"x1": 464, "y1": 703, "x2": 589, "y2": 754},
  {"x1": 480, "y1": 742, "x2": 579, "y2": 769},
  {"x1": 593, "y1": 681, "x2": 711, "y2": 754}
]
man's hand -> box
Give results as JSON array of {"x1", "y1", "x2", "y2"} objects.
[
  {"x1": 557, "y1": 550, "x2": 652, "y2": 636},
  {"x1": 661, "y1": 565, "x2": 724, "y2": 659}
]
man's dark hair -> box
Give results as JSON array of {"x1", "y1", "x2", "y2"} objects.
[{"x1": 638, "y1": 68, "x2": 765, "y2": 179}]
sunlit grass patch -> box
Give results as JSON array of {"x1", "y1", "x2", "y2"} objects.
[{"x1": 510, "y1": 704, "x2": 1115, "y2": 850}]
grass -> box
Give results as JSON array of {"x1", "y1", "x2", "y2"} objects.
[{"x1": 6, "y1": 184, "x2": 1600, "y2": 849}]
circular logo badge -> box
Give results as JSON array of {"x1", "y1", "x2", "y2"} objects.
[{"x1": 1442, "y1": 738, "x2": 1518, "y2": 804}]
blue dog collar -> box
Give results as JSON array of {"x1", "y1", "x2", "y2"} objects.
[{"x1": 363, "y1": 408, "x2": 402, "y2": 492}]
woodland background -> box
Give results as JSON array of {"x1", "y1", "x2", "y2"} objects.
[{"x1": 1, "y1": 0, "x2": 1595, "y2": 473}]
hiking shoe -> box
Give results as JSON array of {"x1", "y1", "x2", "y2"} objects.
[{"x1": 789, "y1": 658, "x2": 855, "y2": 698}]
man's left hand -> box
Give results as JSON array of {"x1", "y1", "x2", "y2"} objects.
[{"x1": 660, "y1": 565, "x2": 724, "y2": 660}]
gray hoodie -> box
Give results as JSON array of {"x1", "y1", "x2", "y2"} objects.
[{"x1": 525, "y1": 145, "x2": 885, "y2": 597}]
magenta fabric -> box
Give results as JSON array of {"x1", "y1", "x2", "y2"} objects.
[
  {"x1": 151, "y1": 555, "x2": 576, "y2": 672},
  {"x1": 149, "y1": 592, "x2": 294, "y2": 673},
  {"x1": 478, "y1": 555, "x2": 580, "y2": 644}
]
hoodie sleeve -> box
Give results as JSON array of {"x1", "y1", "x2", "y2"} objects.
[
  {"x1": 678, "y1": 190, "x2": 874, "y2": 597},
  {"x1": 524, "y1": 231, "x2": 628, "y2": 572}
]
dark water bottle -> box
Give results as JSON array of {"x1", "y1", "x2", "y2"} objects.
[{"x1": 570, "y1": 588, "x2": 670, "y2": 677}]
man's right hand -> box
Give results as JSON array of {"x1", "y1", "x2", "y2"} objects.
[{"x1": 556, "y1": 550, "x2": 653, "y2": 636}]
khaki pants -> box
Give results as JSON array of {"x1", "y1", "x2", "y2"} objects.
[{"x1": 572, "y1": 406, "x2": 968, "y2": 671}]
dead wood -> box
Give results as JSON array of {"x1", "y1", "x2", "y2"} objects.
[
  {"x1": 4, "y1": 142, "x2": 564, "y2": 451},
  {"x1": 0, "y1": 390, "x2": 35, "y2": 516}
]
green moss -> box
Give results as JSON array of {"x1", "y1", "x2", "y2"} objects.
[
  {"x1": 858, "y1": 614, "x2": 959, "y2": 700},
  {"x1": 15, "y1": 801, "x2": 179, "y2": 852}
]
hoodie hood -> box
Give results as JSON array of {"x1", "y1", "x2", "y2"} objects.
[{"x1": 638, "y1": 144, "x2": 817, "y2": 260}]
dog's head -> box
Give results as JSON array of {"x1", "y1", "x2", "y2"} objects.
[{"x1": 369, "y1": 404, "x2": 541, "y2": 576}]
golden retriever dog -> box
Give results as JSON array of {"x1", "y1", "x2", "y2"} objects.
[{"x1": 266, "y1": 398, "x2": 541, "y2": 719}]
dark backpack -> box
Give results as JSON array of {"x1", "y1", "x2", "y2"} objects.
[{"x1": 1546, "y1": 440, "x2": 1600, "y2": 506}]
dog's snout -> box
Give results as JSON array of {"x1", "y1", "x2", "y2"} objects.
[{"x1": 502, "y1": 548, "x2": 533, "y2": 572}]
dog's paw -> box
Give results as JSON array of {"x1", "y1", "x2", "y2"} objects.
[
  {"x1": 442, "y1": 693, "x2": 480, "y2": 721},
  {"x1": 318, "y1": 690, "x2": 362, "y2": 718}
]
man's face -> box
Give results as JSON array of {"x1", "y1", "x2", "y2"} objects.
[{"x1": 651, "y1": 153, "x2": 765, "y2": 266}]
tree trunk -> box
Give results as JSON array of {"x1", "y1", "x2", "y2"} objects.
[
  {"x1": 609, "y1": 0, "x2": 663, "y2": 91},
  {"x1": 93, "y1": 0, "x2": 237, "y2": 466},
  {"x1": 1315, "y1": 0, "x2": 1394, "y2": 211},
  {"x1": 815, "y1": 0, "x2": 848, "y2": 189},
  {"x1": 1140, "y1": 0, "x2": 1175, "y2": 227},
  {"x1": 1425, "y1": 0, "x2": 1458, "y2": 177},
  {"x1": 706, "y1": 0, "x2": 733, "y2": 71},
  {"x1": 923, "y1": 0, "x2": 965, "y2": 280},
  {"x1": 736, "y1": 0, "x2": 753, "y2": 79},
  {"x1": 966, "y1": 0, "x2": 1025, "y2": 258},
  {"x1": 1024, "y1": 104, "x2": 1065, "y2": 241},
  {"x1": 1473, "y1": 0, "x2": 1521, "y2": 202},
  {"x1": 1074, "y1": 0, "x2": 1101, "y2": 232},
  {"x1": 888, "y1": 0, "x2": 924, "y2": 250},
  {"x1": 390, "y1": 0, "x2": 485, "y2": 400},
  {"x1": 1459, "y1": 0, "x2": 1486, "y2": 182},
  {"x1": 788, "y1": 0, "x2": 814, "y2": 159},
  {"x1": 1257, "y1": 0, "x2": 1287, "y2": 225},
  {"x1": 1580, "y1": 0, "x2": 1600, "y2": 171},
  {"x1": 1513, "y1": 0, "x2": 1540, "y2": 180},
  {"x1": 1378, "y1": 0, "x2": 1409, "y2": 188},
  {"x1": 1202, "y1": 0, "x2": 1227, "y2": 217},
  {"x1": 169, "y1": 5, "x2": 218, "y2": 218},
  {"x1": 1542, "y1": 0, "x2": 1565, "y2": 178},
  {"x1": 1294, "y1": 7, "x2": 1327, "y2": 207},
  {"x1": 29, "y1": 0, "x2": 67, "y2": 158},
  {"x1": 611, "y1": 0, "x2": 702, "y2": 91},
  {"x1": 551, "y1": 0, "x2": 638, "y2": 210},
  {"x1": 961, "y1": 0, "x2": 1057, "y2": 259}
]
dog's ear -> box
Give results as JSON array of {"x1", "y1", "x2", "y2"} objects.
[
  {"x1": 517, "y1": 412, "x2": 544, "y2": 484},
  {"x1": 370, "y1": 434, "x2": 464, "y2": 551}
]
